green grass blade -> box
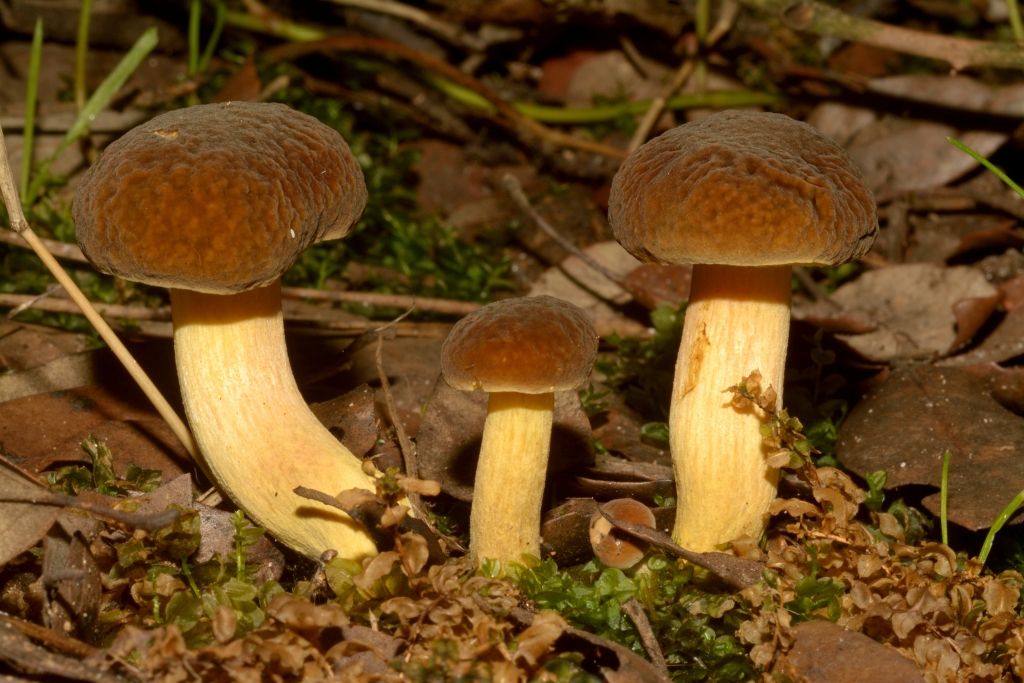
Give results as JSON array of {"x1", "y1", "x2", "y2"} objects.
[
  {"x1": 188, "y1": 0, "x2": 200, "y2": 75},
  {"x1": 21, "y1": 18, "x2": 43, "y2": 201},
  {"x1": 198, "y1": 1, "x2": 226, "y2": 73},
  {"x1": 74, "y1": 0, "x2": 94, "y2": 111},
  {"x1": 948, "y1": 136, "x2": 1024, "y2": 198},
  {"x1": 57, "y1": 26, "x2": 159, "y2": 157},
  {"x1": 1008, "y1": 0, "x2": 1024, "y2": 43},
  {"x1": 978, "y1": 489, "x2": 1024, "y2": 566},
  {"x1": 939, "y1": 449, "x2": 951, "y2": 546}
]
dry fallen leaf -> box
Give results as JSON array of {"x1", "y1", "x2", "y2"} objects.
[
  {"x1": 795, "y1": 263, "x2": 998, "y2": 362},
  {"x1": 837, "y1": 365, "x2": 1024, "y2": 530},
  {"x1": 0, "y1": 457, "x2": 60, "y2": 567},
  {"x1": 774, "y1": 619, "x2": 925, "y2": 682}
]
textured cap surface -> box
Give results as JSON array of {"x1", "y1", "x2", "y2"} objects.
[
  {"x1": 608, "y1": 110, "x2": 877, "y2": 268},
  {"x1": 74, "y1": 101, "x2": 367, "y2": 293},
  {"x1": 441, "y1": 296, "x2": 598, "y2": 394}
]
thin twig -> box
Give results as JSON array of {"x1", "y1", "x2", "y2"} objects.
[
  {"x1": 738, "y1": 0, "x2": 1024, "y2": 71},
  {"x1": 500, "y1": 173, "x2": 626, "y2": 286},
  {"x1": 262, "y1": 35, "x2": 627, "y2": 160},
  {"x1": 284, "y1": 286, "x2": 480, "y2": 316},
  {"x1": 621, "y1": 598, "x2": 671, "y2": 677},
  {"x1": 371, "y1": 313, "x2": 420, "y2": 499},
  {"x1": 0, "y1": 230, "x2": 481, "y2": 317},
  {"x1": 0, "y1": 125, "x2": 198, "y2": 459},
  {"x1": 627, "y1": 56, "x2": 697, "y2": 153},
  {"x1": 323, "y1": 0, "x2": 486, "y2": 51}
]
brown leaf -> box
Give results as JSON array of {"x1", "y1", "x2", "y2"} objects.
[
  {"x1": 837, "y1": 366, "x2": 1024, "y2": 530},
  {"x1": 620, "y1": 263, "x2": 691, "y2": 310},
  {"x1": 0, "y1": 385, "x2": 189, "y2": 482},
  {"x1": 528, "y1": 241, "x2": 649, "y2": 338},
  {"x1": 0, "y1": 457, "x2": 60, "y2": 566},
  {"x1": 795, "y1": 263, "x2": 997, "y2": 362},
  {"x1": 774, "y1": 620, "x2": 924, "y2": 682},
  {"x1": 942, "y1": 305, "x2": 1024, "y2": 366},
  {"x1": 0, "y1": 321, "x2": 89, "y2": 374},
  {"x1": 43, "y1": 512, "x2": 103, "y2": 631},
  {"x1": 592, "y1": 402, "x2": 671, "y2": 466},
  {"x1": 309, "y1": 384, "x2": 382, "y2": 459}
]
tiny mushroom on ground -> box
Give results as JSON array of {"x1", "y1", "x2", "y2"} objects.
[
  {"x1": 608, "y1": 110, "x2": 877, "y2": 552},
  {"x1": 440, "y1": 295, "x2": 598, "y2": 568},
  {"x1": 74, "y1": 101, "x2": 384, "y2": 560},
  {"x1": 589, "y1": 498, "x2": 657, "y2": 570}
]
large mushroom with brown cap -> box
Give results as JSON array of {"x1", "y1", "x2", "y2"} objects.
[
  {"x1": 440, "y1": 295, "x2": 598, "y2": 567},
  {"x1": 608, "y1": 110, "x2": 877, "y2": 552},
  {"x1": 73, "y1": 101, "x2": 382, "y2": 560}
]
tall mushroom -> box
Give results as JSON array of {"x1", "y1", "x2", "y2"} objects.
[
  {"x1": 440, "y1": 296, "x2": 598, "y2": 567},
  {"x1": 608, "y1": 110, "x2": 877, "y2": 551},
  {"x1": 74, "y1": 102, "x2": 382, "y2": 560}
]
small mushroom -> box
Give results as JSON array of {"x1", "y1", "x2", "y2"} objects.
[
  {"x1": 589, "y1": 498, "x2": 656, "y2": 570},
  {"x1": 440, "y1": 296, "x2": 598, "y2": 567},
  {"x1": 608, "y1": 110, "x2": 877, "y2": 551},
  {"x1": 73, "y1": 102, "x2": 383, "y2": 560}
]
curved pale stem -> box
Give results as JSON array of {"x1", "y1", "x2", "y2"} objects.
[
  {"x1": 670, "y1": 264, "x2": 791, "y2": 551},
  {"x1": 171, "y1": 282, "x2": 378, "y2": 560},
  {"x1": 470, "y1": 391, "x2": 554, "y2": 567}
]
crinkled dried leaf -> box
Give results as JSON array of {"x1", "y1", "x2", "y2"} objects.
[{"x1": 514, "y1": 610, "x2": 566, "y2": 666}]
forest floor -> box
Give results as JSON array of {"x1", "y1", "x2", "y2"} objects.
[{"x1": 2, "y1": 1, "x2": 1024, "y2": 681}]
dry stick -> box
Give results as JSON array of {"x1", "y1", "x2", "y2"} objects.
[
  {"x1": 323, "y1": 0, "x2": 485, "y2": 51},
  {"x1": 628, "y1": 1, "x2": 738, "y2": 153},
  {"x1": 738, "y1": 0, "x2": 1024, "y2": 71},
  {"x1": 0, "y1": 292, "x2": 171, "y2": 321},
  {"x1": 621, "y1": 598, "x2": 670, "y2": 678},
  {"x1": 284, "y1": 285, "x2": 480, "y2": 316},
  {"x1": 0, "y1": 126, "x2": 199, "y2": 460},
  {"x1": 265, "y1": 36, "x2": 627, "y2": 160},
  {"x1": 0, "y1": 231, "x2": 481, "y2": 317},
  {"x1": 372, "y1": 325, "x2": 422, "y2": 512},
  {"x1": 627, "y1": 57, "x2": 697, "y2": 154}
]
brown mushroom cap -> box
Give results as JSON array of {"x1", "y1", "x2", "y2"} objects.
[
  {"x1": 74, "y1": 102, "x2": 367, "y2": 294},
  {"x1": 441, "y1": 296, "x2": 598, "y2": 394},
  {"x1": 608, "y1": 110, "x2": 877, "y2": 268},
  {"x1": 589, "y1": 498, "x2": 656, "y2": 570}
]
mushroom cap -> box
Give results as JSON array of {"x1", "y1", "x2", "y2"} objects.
[
  {"x1": 74, "y1": 102, "x2": 367, "y2": 294},
  {"x1": 441, "y1": 296, "x2": 598, "y2": 394},
  {"x1": 589, "y1": 498, "x2": 656, "y2": 570},
  {"x1": 608, "y1": 110, "x2": 877, "y2": 268}
]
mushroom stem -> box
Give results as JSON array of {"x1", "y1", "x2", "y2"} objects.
[
  {"x1": 470, "y1": 390, "x2": 555, "y2": 567},
  {"x1": 171, "y1": 281, "x2": 379, "y2": 560},
  {"x1": 670, "y1": 264, "x2": 791, "y2": 551}
]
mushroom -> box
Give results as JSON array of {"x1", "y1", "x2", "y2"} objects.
[
  {"x1": 589, "y1": 498, "x2": 656, "y2": 570},
  {"x1": 608, "y1": 110, "x2": 877, "y2": 551},
  {"x1": 440, "y1": 295, "x2": 598, "y2": 567},
  {"x1": 73, "y1": 102, "x2": 382, "y2": 560}
]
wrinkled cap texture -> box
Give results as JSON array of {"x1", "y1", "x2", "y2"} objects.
[
  {"x1": 74, "y1": 101, "x2": 367, "y2": 293},
  {"x1": 441, "y1": 296, "x2": 598, "y2": 394},
  {"x1": 608, "y1": 110, "x2": 877, "y2": 267}
]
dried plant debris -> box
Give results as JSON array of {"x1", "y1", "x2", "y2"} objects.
[
  {"x1": 725, "y1": 375, "x2": 1024, "y2": 680},
  {"x1": 740, "y1": 463, "x2": 1024, "y2": 681}
]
